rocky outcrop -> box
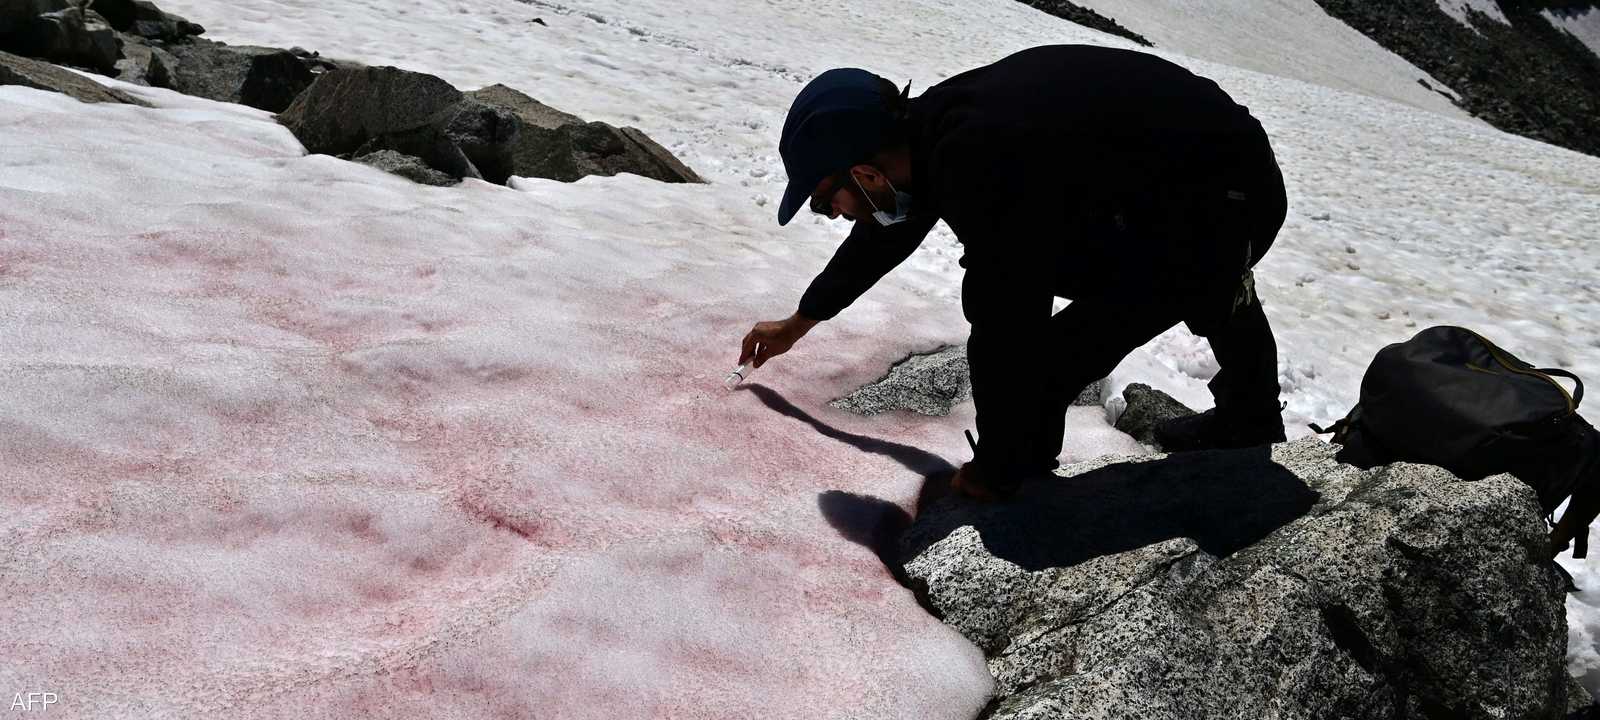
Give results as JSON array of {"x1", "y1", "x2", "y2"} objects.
[
  {"x1": 5, "y1": 0, "x2": 696, "y2": 188},
  {"x1": 277, "y1": 65, "x2": 513, "y2": 182},
  {"x1": 352, "y1": 149, "x2": 456, "y2": 187},
  {"x1": 468, "y1": 82, "x2": 582, "y2": 129},
  {"x1": 0, "y1": 47, "x2": 146, "y2": 104},
  {"x1": 831, "y1": 345, "x2": 973, "y2": 416},
  {"x1": 829, "y1": 344, "x2": 1104, "y2": 417},
  {"x1": 901, "y1": 437, "x2": 1579, "y2": 719},
  {"x1": 2, "y1": 0, "x2": 121, "y2": 73},
  {"x1": 467, "y1": 83, "x2": 701, "y2": 184},
  {"x1": 1015, "y1": 0, "x2": 1152, "y2": 47},
  {"x1": 1310, "y1": 0, "x2": 1600, "y2": 158},
  {"x1": 278, "y1": 70, "x2": 699, "y2": 187},
  {"x1": 89, "y1": 0, "x2": 203, "y2": 41},
  {"x1": 111, "y1": 35, "x2": 169, "y2": 85},
  {"x1": 440, "y1": 96, "x2": 519, "y2": 184},
  {"x1": 161, "y1": 38, "x2": 317, "y2": 112},
  {"x1": 1112, "y1": 382, "x2": 1196, "y2": 447},
  {"x1": 0, "y1": 0, "x2": 198, "y2": 82}
]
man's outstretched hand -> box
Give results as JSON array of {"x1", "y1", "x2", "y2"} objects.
[{"x1": 739, "y1": 313, "x2": 819, "y2": 368}]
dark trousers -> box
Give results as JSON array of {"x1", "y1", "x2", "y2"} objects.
[
  {"x1": 1022, "y1": 285, "x2": 1282, "y2": 467},
  {"x1": 1028, "y1": 153, "x2": 1289, "y2": 468}
]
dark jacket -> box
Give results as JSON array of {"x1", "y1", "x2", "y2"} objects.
[{"x1": 796, "y1": 45, "x2": 1279, "y2": 478}]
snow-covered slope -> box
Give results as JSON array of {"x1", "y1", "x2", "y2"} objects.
[
  {"x1": 2, "y1": 0, "x2": 1599, "y2": 717},
  {"x1": 1546, "y1": 4, "x2": 1600, "y2": 59},
  {"x1": 1037, "y1": 0, "x2": 1474, "y2": 118}
]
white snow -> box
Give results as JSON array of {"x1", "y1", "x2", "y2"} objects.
[
  {"x1": 1545, "y1": 5, "x2": 1600, "y2": 59},
  {"x1": 1039, "y1": 0, "x2": 1474, "y2": 118},
  {"x1": 1, "y1": 0, "x2": 1598, "y2": 716},
  {"x1": 1438, "y1": 0, "x2": 1512, "y2": 28}
]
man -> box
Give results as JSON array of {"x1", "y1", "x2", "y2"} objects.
[{"x1": 738, "y1": 45, "x2": 1290, "y2": 499}]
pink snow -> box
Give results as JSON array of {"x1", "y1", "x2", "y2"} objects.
[{"x1": 0, "y1": 84, "x2": 1145, "y2": 718}]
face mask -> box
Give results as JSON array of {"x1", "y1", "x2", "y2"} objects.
[{"x1": 853, "y1": 174, "x2": 913, "y2": 227}]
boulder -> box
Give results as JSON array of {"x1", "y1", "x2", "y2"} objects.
[
  {"x1": 0, "y1": 0, "x2": 66, "y2": 38},
  {"x1": 279, "y1": 66, "x2": 519, "y2": 184},
  {"x1": 1072, "y1": 377, "x2": 1108, "y2": 407},
  {"x1": 1114, "y1": 382, "x2": 1197, "y2": 447},
  {"x1": 162, "y1": 38, "x2": 313, "y2": 112},
  {"x1": 11, "y1": 4, "x2": 120, "y2": 73},
  {"x1": 467, "y1": 82, "x2": 581, "y2": 129},
  {"x1": 466, "y1": 83, "x2": 700, "y2": 183},
  {"x1": 442, "y1": 96, "x2": 519, "y2": 185},
  {"x1": 0, "y1": 47, "x2": 147, "y2": 104},
  {"x1": 351, "y1": 149, "x2": 457, "y2": 187},
  {"x1": 280, "y1": 66, "x2": 464, "y2": 153},
  {"x1": 111, "y1": 33, "x2": 170, "y2": 86},
  {"x1": 900, "y1": 437, "x2": 1574, "y2": 719},
  {"x1": 830, "y1": 344, "x2": 971, "y2": 417},
  {"x1": 829, "y1": 343, "x2": 1107, "y2": 417},
  {"x1": 88, "y1": 0, "x2": 202, "y2": 40}
]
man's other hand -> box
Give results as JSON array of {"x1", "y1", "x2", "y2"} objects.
[{"x1": 738, "y1": 313, "x2": 818, "y2": 368}]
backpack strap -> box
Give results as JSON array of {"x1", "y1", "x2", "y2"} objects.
[
  {"x1": 1310, "y1": 405, "x2": 1363, "y2": 443},
  {"x1": 1538, "y1": 368, "x2": 1584, "y2": 407},
  {"x1": 1550, "y1": 512, "x2": 1589, "y2": 559},
  {"x1": 1308, "y1": 420, "x2": 1342, "y2": 435}
]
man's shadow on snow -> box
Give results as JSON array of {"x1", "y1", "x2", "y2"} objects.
[
  {"x1": 743, "y1": 384, "x2": 954, "y2": 573},
  {"x1": 745, "y1": 384, "x2": 1318, "y2": 576}
]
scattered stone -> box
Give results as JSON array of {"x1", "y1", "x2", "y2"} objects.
[
  {"x1": 1311, "y1": 212, "x2": 1332, "y2": 221},
  {"x1": 901, "y1": 437, "x2": 1575, "y2": 719},
  {"x1": 1113, "y1": 382, "x2": 1196, "y2": 446},
  {"x1": 0, "y1": 47, "x2": 148, "y2": 104},
  {"x1": 530, "y1": 17, "x2": 546, "y2": 26},
  {"x1": 1345, "y1": 244, "x2": 1358, "y2": 254},
  {"x1": 162, "y1": 38, "x2": 314, "y2": 112},
  {"x1": 351, "y1": 149, "x2": 457, "y2": 187},
  {"x1": 468, "y1": 82, "x2": 701, "y2": 183}
]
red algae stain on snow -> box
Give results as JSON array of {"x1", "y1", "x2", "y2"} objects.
[
  {"x1": 132, "y1": 230, "x2": 251, "y2": 273},
  {"x1": 344, "y1": 511, "x2": 385, "y2": 543},
  {"x1": 0, "y1": 248, "x2": 35, "y2": 282}
]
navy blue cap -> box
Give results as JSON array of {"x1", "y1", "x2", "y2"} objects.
[{"x1": 776, "y1": 68, "x2": 899, "y2": 226}]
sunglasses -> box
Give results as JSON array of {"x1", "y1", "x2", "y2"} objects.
[{"x1": 809, "y1": 172, "x2": 849, "y2": 216}]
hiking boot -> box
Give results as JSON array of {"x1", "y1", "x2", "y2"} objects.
[
  {"x1": 950, "y1": 460, "x2": 1029, "y2": 501},
  {"x1": 1153, "y1": 408, "x2": 1286, "y2": 453}
]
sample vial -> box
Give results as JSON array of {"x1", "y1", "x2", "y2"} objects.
[{"x1": 724, "y1": 362, "x2": 753, "y2": 390}]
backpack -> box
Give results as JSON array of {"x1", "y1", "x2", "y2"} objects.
[{"x1": 1313, "y1": 326, "x2": 1600, "y2": 564}]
